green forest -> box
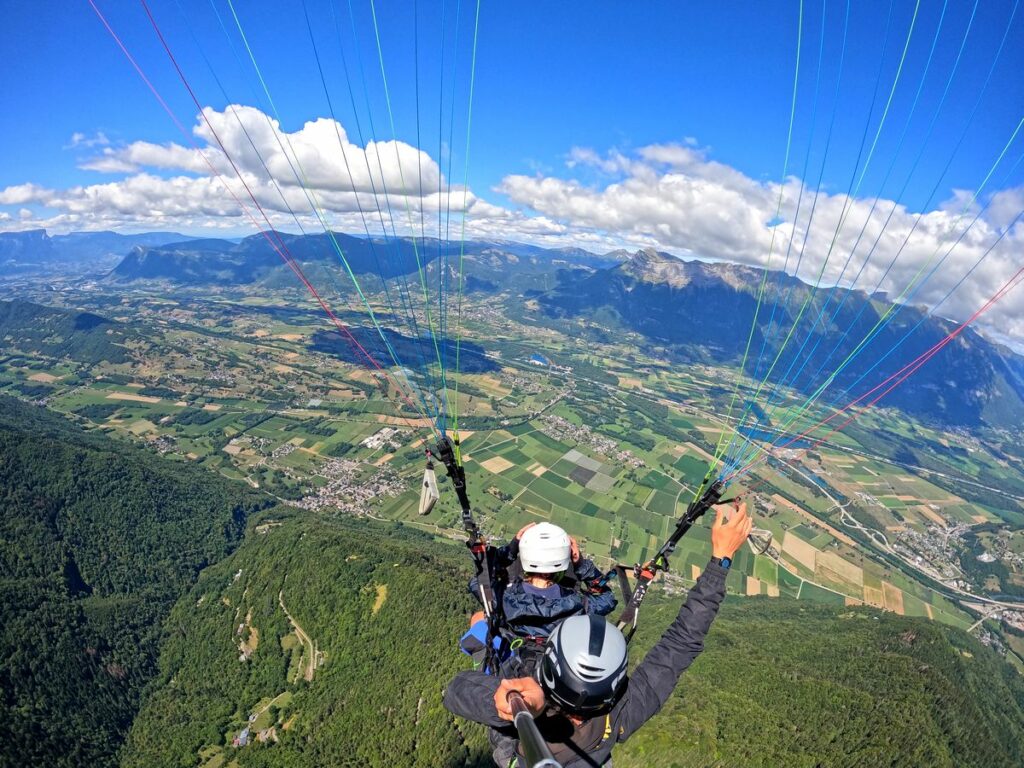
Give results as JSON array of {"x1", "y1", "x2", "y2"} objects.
[
  {"x1": 124, "y1": 512, "x2": 1024, "y2": 768},
  {"x1": 0, "y1": 396, "x2": 266, "y2": 768},
  {"x1": 3, "y1": 395, "x2": 1024, "y2": 767}
]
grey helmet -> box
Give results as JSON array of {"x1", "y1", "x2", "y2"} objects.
[{"x1": 539, "y1": 615, "x2": 628, "y2": 715}]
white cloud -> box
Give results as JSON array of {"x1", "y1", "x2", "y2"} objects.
[
  {"x1": 3, "y1": 105, "x2": 480, "y2": 237},
  {"x1": 3, "y1": 108, "x2": 1023, "y2": 344},
  {"x1": 65, "y1": 131, "x2": 111, "y2": 149},
  {"x1": 497, "y1": 143, "x2": 1024, "y2": 342}
]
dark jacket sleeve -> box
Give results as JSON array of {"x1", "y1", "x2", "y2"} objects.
[
  {"x1": 586, "y1": 587, "x2": 618, "y2": 617},
  {"x1": 497, "y1": 539, "x2": 519, "y2": 568},
  {"x1": 573, "y1": 557, "x2": 602, "y2": 582},
  {"x1": 613, "y1": 560, "x2": 728, "y2": 742},
  {"x1": 574, "y1": 558, "x2": 617, "y2": 616},
  {"x1": 468, "y1": 542, "x2": 517, "y2": 602},
  {"x1": 443, "y1": 670, "x2": 509, "y2": 729}
]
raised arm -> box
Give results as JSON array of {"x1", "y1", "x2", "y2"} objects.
[{"x1": 615, "y1": 502, "x2": 751, "y2": 741}]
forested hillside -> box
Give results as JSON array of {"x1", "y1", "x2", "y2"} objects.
[
  {"x1": 0, "y1": 299, "x2": 136, "y2": 364},
  {"x1": 121, "y1": 512, "x2": 486, "y2": 768},
  {"x1": 0, "y1": 396, "x2": 266, "y2": 768},
  {"x1": 124, "y1": 512, "x2": 1024, "y2": 768}
]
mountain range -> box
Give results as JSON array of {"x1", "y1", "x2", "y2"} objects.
[
  {"x1": 3, "y1": 228, "x2": 1023, "y2": 429},
  {"x1": 538, "y1": 248, "x2": 1024, "y2": 428},
  {"x1": 0, "y1": 229, "x2": 198, "y2": 274}
]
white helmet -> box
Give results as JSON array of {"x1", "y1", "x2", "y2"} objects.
[{"x1": 519, "y1": 522, "x2": 571, "y2": 573}]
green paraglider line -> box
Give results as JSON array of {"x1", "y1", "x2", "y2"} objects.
[
  {"x1": 719, "y1": 0, "x2": 842, "y2": 478},
  {"x1": 728, "y1": 246, "x2": 1024, "y2": 488},
  {"x1": 703, "y1": 0, "x2": 805, "y2": 500},
  {"x1": 300, "y1": 0, "x2": 439, "y2": 418},
  {"x1": 732, "y1": 114, "x2": 1024, "y2": 476},
  {"x1": 724, "y1": 0, "x2": 923, "y2": 478},
  {"x1": 325, "y1": 0, "x2": 442, "y2": 414},
  {"x1": 92, "y1": 0, "x2": 436, "y2": 439},
  {"x1": 223, "y1": 0, "x2": 438, "y2": 430},
  {"x1": 368, "y1": 0, "x2": 449, "y2": 423},
  {"x1": 729, "y1": 0, "x2": 1020, "y2": 474},
  {"x1": 451, "y1": 0, "x2": 483, "y2": 441},
  {"x1": 732, "y1": 0, "x2": 974, "y2": 472}
]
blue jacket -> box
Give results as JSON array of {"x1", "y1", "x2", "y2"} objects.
[{"x1": 467, "y1": 540, "x2": 617, "y2": 641}]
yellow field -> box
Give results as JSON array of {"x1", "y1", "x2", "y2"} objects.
[
  {"x1": 691, "y1": 564, "x2": 702, "y2": 580},
  {"x1": 816, "y1": 550, "x2": 864, "y2": 587},
  {"x1": 480, "y1": 456, "x2": 514, "y2": 474},
  {"x1": 882, "y1": 581, "x2": 905, "y2": 615},
  {"x1": 682, "y1": 441, "x2": 716, "y2": 462},
  {"x1": 863, "y1": 586, "x2": 885, "y2": 608},
  {"x1": 782, "y1": 531, "x2": 817, "y2": 571},
  {"x1": 203, "y1": 403, "x2": 222, "y2": 411},
  {"x1": 473, "y1": 374, "x2": 512, "y2": 398},
  {"x1": 372, "y1": 584, "x2": 388, "y2": 615},
  {"x1": 28, "y1": 372, "x2": 59, "y2": 383},
  {"x1": 914, "y1": 505, "x2": 947, "y2": 527},
  {"x1": 529, "y1": 463, "x2": 548, "y2": 476},
  {"x1": 106, "y1": 392, "x2": 161, "y2": 404},
  {"x1": 746, "y1": 576, "x2": 761, "y2": 596}
]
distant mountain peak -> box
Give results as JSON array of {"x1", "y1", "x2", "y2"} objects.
[{"x1": 622, "y1": 247, "x2": 693, "y2": 287}]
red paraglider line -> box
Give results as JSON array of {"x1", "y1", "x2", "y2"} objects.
[
  {"x1": 729, "y1": 259, "x2": 1024, "y2": 490},
  {"x1": 88, "y1": 0, "x2": 431, "y2": 433}
]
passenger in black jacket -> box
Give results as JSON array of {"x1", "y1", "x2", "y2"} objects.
[{"x1": 444, "y1": 502, "x2": 752, "y2": 767}]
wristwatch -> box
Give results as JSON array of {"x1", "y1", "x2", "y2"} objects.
[{"x1": 710, "y1": 556, "x2": 732, "y2": 570}]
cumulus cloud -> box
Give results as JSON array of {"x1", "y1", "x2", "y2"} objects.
[
  {"x1": 498, "y1": 143, "x2": 1024, "y2": 341},
  {"x1": 65, "y1": 131, "x2": 111, "y2": 149},
  {"x1": 4, "y1": 105, "x2": 492, "y2": 237},
  {"x1": 3, "y1": 108, "x2": 1023, "y2": 343}
]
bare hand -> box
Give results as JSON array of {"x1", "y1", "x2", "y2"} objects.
[
  {"x1": 711, "y1": 500, "x2": 752, "y2": 560},
  {"x1": 494, "y1": 677, "x2": 545, "y2": 721},
  {"x1": 569, "y1": 535, "x2": 581, "y2": 563},
  {"x1": 516, "y1": 522, "x2": 537, "y2": 540}
]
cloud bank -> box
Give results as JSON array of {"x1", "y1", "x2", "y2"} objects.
[{"x1": 2, "y1": 105, "x2": 1022, "y2": 342}]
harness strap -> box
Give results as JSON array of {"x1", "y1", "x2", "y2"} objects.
[{"x1": 432, "y1": 435, "x2": 504, "y2": 671}]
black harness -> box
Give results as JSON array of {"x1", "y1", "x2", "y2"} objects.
[
  {"x1": 431, "y1": 435, "x2": 505, "y2": 673},
  {"x1": 615, "y1": 478, "x2": 725, "y2": 641}
]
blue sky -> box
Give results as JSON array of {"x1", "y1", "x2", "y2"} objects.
[
  {"x1": 2, "y1": 1, "x2": 1023, "y2": 341},
  {"x1": 2, "y1": 0, "x2": 1021, "y2": 208}
]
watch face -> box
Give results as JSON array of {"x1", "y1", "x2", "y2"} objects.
[{"x1": 721, "y1": 557, "x2": 732, "y2": 569}]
